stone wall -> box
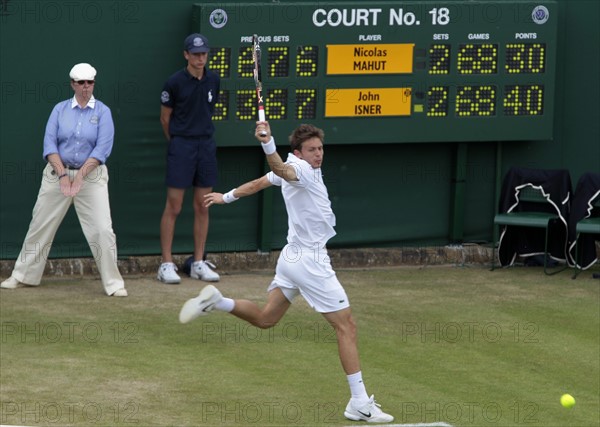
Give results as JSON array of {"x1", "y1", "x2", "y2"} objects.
[{"x1": 0, "y1": 244, "x2": 494, "y2": 278}]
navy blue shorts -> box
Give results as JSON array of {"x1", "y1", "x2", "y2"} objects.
[{"x1": 166, "y1": 136, "x2": 218, "y2": 188}]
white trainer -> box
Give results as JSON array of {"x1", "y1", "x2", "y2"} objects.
[
  {"x1": 344, "y1": 395, "x2": 394, "y2": 423},
  {"x1": 190, "y1": 260, "x2": 220, "y2": 282},
  {"x1": 1, "y1": 277, "x2": 24, "y2": 289},
  {"x1": 111, "y1": 288, "x2": 128, "y2": 297},
  {"x1": 157, "y1": 262, "x2": 181, "y2": 284},
  {"x1": 179, "y1": 284, "x2": 223, "y2": 324}
]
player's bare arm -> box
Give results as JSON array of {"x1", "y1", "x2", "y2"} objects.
[
  {"x1": 255, "y1": 121, "x2": 298, "y2": 182},
  {"x1": 204, "y1": 175, "x2": 272, "y2": 207}
]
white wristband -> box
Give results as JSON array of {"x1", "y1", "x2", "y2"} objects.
[
  {"x1": 223, "y1": 189, "x2": 239, "y2": 204},
  {"x1": 261, "y1": 137, "x2": 276, "y2": 155}
]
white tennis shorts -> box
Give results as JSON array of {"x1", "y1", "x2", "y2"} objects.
[{"x1": 268, "y1": 243, "x2": 350, "y2": 313}]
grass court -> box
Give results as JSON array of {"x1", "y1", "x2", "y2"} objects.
[{"x1": 1, "y1": 265, "x2": 599, "y2": 426}]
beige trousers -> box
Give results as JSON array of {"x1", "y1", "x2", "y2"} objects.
[{"x1": 10, "y1": 163, "x2": 124, "y2": 295}]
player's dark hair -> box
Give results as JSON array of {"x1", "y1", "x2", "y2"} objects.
[{"x1": 289, "y1": 124, "x2": 324, "y2": 152}]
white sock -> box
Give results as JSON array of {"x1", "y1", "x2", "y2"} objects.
[
  {"x1": 215, "y1": 297, "x2": 234, "y2": 312},
  {"x1": 347, "y1": 371, "x2": 369, "y2": 401}
]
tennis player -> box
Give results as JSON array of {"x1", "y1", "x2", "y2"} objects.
[{"x1": 179, "y1": 121, "x2": 393, "y2": 423}]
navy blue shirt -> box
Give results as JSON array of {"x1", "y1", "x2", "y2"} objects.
[{"x1": 161, "y1": 67, "x2": 220, "y2": 138}]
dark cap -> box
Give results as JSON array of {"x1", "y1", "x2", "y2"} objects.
[{"x1": 184, "y1": 33, "x2": 210, "y2": 53}]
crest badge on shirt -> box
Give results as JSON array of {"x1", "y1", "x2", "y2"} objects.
[
  {"x1": 161, "y1": 91, "x2": 170, "y2": 103},
  {"x1": 208, "y1": 90, "x2": 213, "y2": 103},
  {"x1": 89, "y1": 115, "x2": 99, "y2": 124}
]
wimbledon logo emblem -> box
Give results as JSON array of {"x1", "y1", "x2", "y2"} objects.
[
  {"x1": 531, "y1": 5, "x2": 549, "y2": 25},
  {"x1": 210, "y1": 9, "x2": 228, "y2": 29}
]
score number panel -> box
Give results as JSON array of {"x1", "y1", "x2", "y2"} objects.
[{"x1": 193, "y1": 1, "x2": 558, "y2": 144}]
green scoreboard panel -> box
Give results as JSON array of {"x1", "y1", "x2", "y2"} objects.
[{"x1": 192, "y1": 1, "x2": 558, "y2": 145}]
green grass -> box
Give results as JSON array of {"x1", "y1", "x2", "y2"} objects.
[{"x1": 1, "y1": 265, "x2": 599, "y2": 426}]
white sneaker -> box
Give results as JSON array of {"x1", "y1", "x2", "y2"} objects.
[
  {"x1": 157, "y1": 262, "x2": 181, "y2": 284},
  {"x1": 344, "y1": 395, "x2": 394, "y2": 423},
  {"x1": 1, "y1": 277, "x2": 24, "y2": 289},
  {"x1": 111, "y1": 288, "x2": 128, "y2": 297},
  {"x1": 190, "y1": 260, "x2": 220, "y2": 282},
  {"x1": 179, "y1": 284, "x2": 223, "y2": 324}
]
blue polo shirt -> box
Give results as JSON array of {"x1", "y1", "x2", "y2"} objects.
[
  {"x1": 43, "y1": 96, "x2": 114, "y2": 167},
  {"x1": 161, "y1": 67, "x2": 220, "y2": 138}
]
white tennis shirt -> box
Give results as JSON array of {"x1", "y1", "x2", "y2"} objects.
[{"x1": 267, "y1": 153, "x2": 336, "y2": 249}]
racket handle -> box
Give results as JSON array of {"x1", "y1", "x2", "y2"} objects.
[{"x1": 258, "y1": 108, "x2": 267, "y2": 136}]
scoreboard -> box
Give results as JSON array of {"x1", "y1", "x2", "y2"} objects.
[{"x1": 192, "y1": 1, "x2": 558, "y2": 145}]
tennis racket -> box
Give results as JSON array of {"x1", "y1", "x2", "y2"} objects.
[{"x1": 252, "y1": 34, "x2": 267, "y2": 136}]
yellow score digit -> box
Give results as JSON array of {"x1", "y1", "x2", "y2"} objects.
[
  {"x1": 265, "y1": 89, "x2": 287, "y2": 120},
  {"x1": 236, "y1": 90, "x2": 255, "y2": 120},
  {"x1": 456, "y1": 85, "x2": 496, "y2": 116},
  {"x1": 237, "y1": 46, "x2": 254, "y2": 78},
  {"x1": 212, "y1": 90, "x2": 229, "y2": 121},
  {"x1": 457, "y1": 44, "x2": 498, "y2": 74},
  {"x1": 429, "y1": 44, "x2": 450, "y2": 75},
  {"x1": 209, "y1": 47, "x2": 230, "y2": 78},
  {"x1": 296, "y1": 46, "x2": 318, "y2": 77},
  {"x1": 268, "y1": 47, "x2": 289, "y2": 78},
  {"x1": 296, "y1": 89, "x2": 317, "y2": 119},
  {"x1": 505, "y1": 43, "x2": 545, "y2": 74},
  {"x1": 427, "y1": 86, "x2": 449, "y2": 117},
  {"x1": 503, "y1": 85, "x2": 544, "y2": 115}
]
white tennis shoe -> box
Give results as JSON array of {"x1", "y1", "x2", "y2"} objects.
[
  {"x1": 1, "y1": 277, "x2": 25, "y2": 289},
  {"x1": 179, "y1": 284, "x2": 223, "y2": 324},
  {"x1": 111, "y1": 288, "x2": 128, "y2": 297},
  {"x1": 190, "y1": 260, "x2": 220, "y2": 282},
  {"x1": 344, "y1": 395, "x2": 394, "y2": 423},
  {"x1": 157, "y1": 262, "x2": 181, "y2": 284}
]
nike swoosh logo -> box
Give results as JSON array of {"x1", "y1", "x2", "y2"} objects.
[
  {"x1": 202, "y1": 303, "x2": 215, "y2": 312},
  {"x1": 357, "y1": 410, "x2": 372, "y2": 418}
]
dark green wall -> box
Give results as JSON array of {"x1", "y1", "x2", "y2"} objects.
[{"x1": 1, "y1": 1, "x2": 598, "y2": 259}]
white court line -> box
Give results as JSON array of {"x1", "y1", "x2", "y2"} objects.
[
  {"x1": 344, "y1": 423, "x2": 453, "y2": 427},
  {"x1": 3, "y1": 423, "x2": 454, "y2": 427},
  {"x1": 4, "y1": 423, "x2": 454, "y2": 427}
]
